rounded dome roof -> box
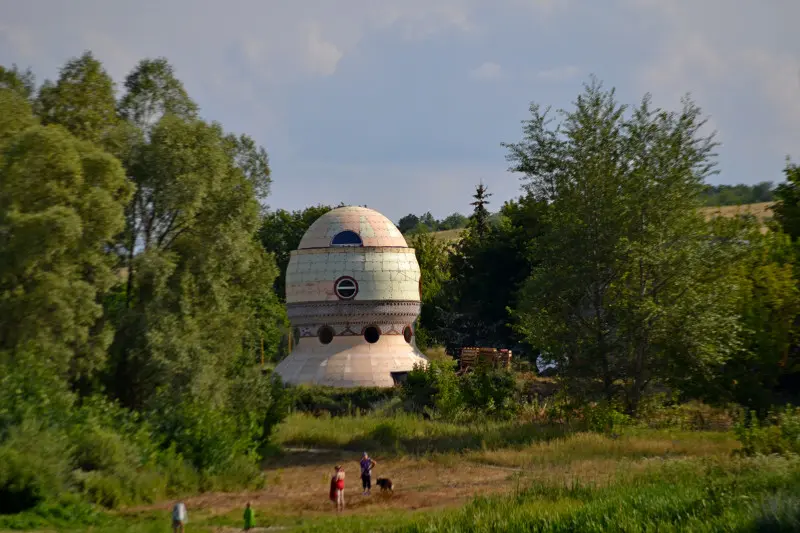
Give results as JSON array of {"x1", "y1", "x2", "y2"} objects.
[{"x1": 297, "y1": 206, "x2": 408, "y2": 249}]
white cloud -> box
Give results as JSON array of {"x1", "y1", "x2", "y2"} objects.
[
  {"x1": 305, "y1": 23, "x2": 344, "y2": 77},
  {"x1": 626, "y1": 0, "x2": 800, "y2": 154},
  {"x1": 537, "y1": 65, "x2": 580, "y2": 82},
  {"x1": 469, "y1": 61, "x2": 503, "y2": 81}
]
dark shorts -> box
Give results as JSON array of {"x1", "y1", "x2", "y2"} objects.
[{"x1": 361, "y1": 473, "x2": 371, "y2": 489}]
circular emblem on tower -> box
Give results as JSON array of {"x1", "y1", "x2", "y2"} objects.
[{"x1": 274, "y1": 206, "x2": 428, "y2": 388}]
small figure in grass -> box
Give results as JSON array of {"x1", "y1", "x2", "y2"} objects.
[
  {"x1": 360, "y1": 451, "x2": 377, "y2": 496},
  {"x1": 330, "y1": 465, "x2": 346, "y2": 512},
  {"x1": 171, "y1": 500, "x2": 187, "y2": 533},
  {"x1": 243, "y1": 501, "x2": 255, "y2": 530}
]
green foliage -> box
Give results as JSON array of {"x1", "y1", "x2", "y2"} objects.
[
  {"x1": 0, "y1": 65, "x2": 36, "y2": 101},
  {"x1": 289, "y1": 385, "x2": 400, "y2": 417},
  {"x1": 0, "y1": 52, "x2": 286, "y2": 517},
  {"x1": 398, "y1": 211, "x2": 469, "y2": 234},
  {"x1": 701, "y1": 181, "x2": 775, "y2": 206},
  {"x1": 461, "y1": 366, "x2": 519, "y2": 420},
  {"x1": 0, "y1": 98, "x2": 133, "y2": 385},
  {"x1": 409, "y1": 231, "x2": 453, "y2": 350},
  {"x1": 0, "y1": 424, "x2": 72, "y2": 514},
  {"x1": 35, "y1": 51, "x2": 119, "y2": 144},
  {"x1": 506, "y1": 79, "x2": 744, "y2": 414},
  {"x1": 444, "y1": 194, "x2": 549, "y2": 353},
  {"x1": 773, "y1": 160, "x2": 800, "y2": 241},
  {"x1": 400, "y1": 456, "x2": 800, "y2": 533},
  {"x1": 258, "y1": 204, "x2": 334, "y2": 300},
  {"x1": 402, "y1": 360, "x2": 463, "y2": 418},
  {"x1": 735, "y1": 405, "x2": 800, "y2": 456}
]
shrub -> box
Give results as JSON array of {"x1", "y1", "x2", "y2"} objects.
[
  {"x1": 402, "y1": 360, "x2": 464, "y2": 419},
  {"x1": 735, "y1": 405, "x2": 800, "y2": 456},
  {"x1": 0, "y1": 424, "x2": 72, "y2": 514},
  {"x1": 461, "y1": 366, "x2": 518, "y2": 420},
  {"x1": 290, "y1": 385, "x2": 400, "y2": 417}
]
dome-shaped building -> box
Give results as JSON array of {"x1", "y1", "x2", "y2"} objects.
[{"x1": 274, "y1": 206, "x2": 428, "y2": 387}]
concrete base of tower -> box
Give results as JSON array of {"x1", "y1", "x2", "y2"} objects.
[{"x1": 274, "y1": 335, "x2": 428, "y2": 388}]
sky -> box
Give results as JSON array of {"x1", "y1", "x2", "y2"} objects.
[{"x1": 1, "y1": 0, "x2": 798, "y2": 222}]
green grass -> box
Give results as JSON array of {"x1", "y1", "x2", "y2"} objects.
[
  {"x1": 272, "y1": 411, "x2": 572, "y2": 454},
  {"x1": 399, "y1": 456, "x2": 800, "y2": 533},
  {"x1": 3, "y1": 410, "x2": 796, "y2": 533}
]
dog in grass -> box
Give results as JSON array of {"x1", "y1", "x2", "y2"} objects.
[{"x1": 375, "y1": 478, "x2": 394, "y2": 492}]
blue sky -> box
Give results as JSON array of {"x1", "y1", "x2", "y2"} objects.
[{"x1": 1, "y1": 0, "x2": 798, "y2": 222}]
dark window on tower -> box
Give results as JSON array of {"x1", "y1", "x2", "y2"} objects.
[
  {"x1": 334, "y1": 276, "x2": 358, "y2": 300},
  {"x1": 318, "y1": 325, "x2": 334, "y2": 345},
  {"x1": 403, "y1": 325, "x2": 413, "y2": 344},
  {"x1": 364, "y1": 325, "x2": 380, "y2": 344},
  {"x1": 331, "y1": 230, "x2": 363, "y2": 247}
]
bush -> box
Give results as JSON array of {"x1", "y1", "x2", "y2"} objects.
[
  {"x1": 461, "y1": 366, "x2": 518, "y2": 420},
  {"x1": 402, "y1": 360, "x2": 464, "y2": 419},
  {"x1": 735, "y1": 405, "x2": 800, "y2": 456},
  {"x1": 290, "y1": 385, "x2": 400, "y2": 417},
  {"x1": 0, "y1": 424, "x2": 72, "y2": 514}
]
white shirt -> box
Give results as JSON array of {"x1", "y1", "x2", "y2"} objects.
[{"x1": 173, "y1": 502, "x2": 187, "y2": 521}]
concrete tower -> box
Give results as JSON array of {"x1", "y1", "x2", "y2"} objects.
[{"x1": 274, "y1": 206, "x2": 428, "y2": 387}]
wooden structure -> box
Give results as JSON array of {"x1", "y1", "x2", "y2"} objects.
[{"x1": 458, "y1": 347, "x2": 512, "y2": 373}]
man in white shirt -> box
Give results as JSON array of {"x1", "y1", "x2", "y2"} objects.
[{"x1": 172, "y1": 501, "x2": 187, "y2": 532}]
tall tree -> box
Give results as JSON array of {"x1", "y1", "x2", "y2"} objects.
[
  {"x1": 0, "y1": 91, "x2": 133, "y2": 387},
  {"x1": 687, "y1": 217, "x2": 800, "y2": 414},
  {"x1": 117, "y1": 58, "x2": 198, "y2": 130},
  {"x1": 469, "y1": 182, "x2": 492, "y2": 239},
  {"x1": 108, "y1": 59, "x2": 284, "y2": 410},
  {"x1": 258, "y1": 205, "x2": 336, "y2": 301},
  {"x1": 443, "y1": 194, "x2": 548, "y2": 354},
  {"x1": 0, "y1": 65, "x2": 35, "y2": 101},
  {"x1": 409, "y1": 231, "x2": 453, "y2": 350},
  {"x1": 35, "y1": 51, "x2": 118, "y2": 145},
  {"x1": 110, "y1": 114, "x2": 284, "y2": 409},
  {"x1": 773, "y1": 161, "x2": 800, "y2": 241},
  {"x1": 505, "y1": 79, "x2": 743, "y2": 414},
  {"x1": 397, "y1": 213, "x2": 420, "y2": 234}
]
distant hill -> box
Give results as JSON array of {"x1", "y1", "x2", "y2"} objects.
[{"x1": 426, "y1": 202, "x2": 775, "y2": 243}]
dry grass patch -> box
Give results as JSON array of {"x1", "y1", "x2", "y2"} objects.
[{"x1": 464, "y1": 430, "x2": 739, "y2": 469}]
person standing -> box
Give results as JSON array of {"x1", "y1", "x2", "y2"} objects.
[
  {"x1": 360, "y1": 452, "x2": 377, "y2": 496},
  {"x1": 172, "y1": 500, "x2": 187, "y2": 532},
  {"x1": 243, "y1": 501, "x2": 255, "y2": 530},
  {"x1": 331, "y1": 465, "x2": 345, "y2": 512}
]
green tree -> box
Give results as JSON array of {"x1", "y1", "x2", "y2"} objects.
[
  {"x1": 0, "y1": 65, "x2": 36, "y2": 101},
  {"x1": 106, "y1": 58, "x2": 285, "y2": 415},
  {"x1": 505, "y1": 79, "x2": 744, "y2": 414},
  {"x1": 409, "y1": 231, "x2": 453, "y2": 350},
  {"x1": 773, "y1": 161, "x2": 800, "y2": 240},
  {"x1": 397, "y1": 213, "x2": 420, "y2": 234},
  {"x1": 35, "y1": 52, "x2": 119, "y2": 145},
  {"x1": 0, "y1": 93, "x2": 133, "y2": 388},
  {"x1": 258, "y1": 205, "x2": 335, "y2": 300},
  {"x1": 438, "y1": 212, "x2": 468, "y2": 231},
  {"x1": 444, "y1": 194, "x2": 548, "y2": 355},
  {"x1": 469, "y1": 183, "x2": 492, "y2": 239},
  {"x1": 688, "y1": 217, "x2": 800, "y2": 414},
  {"x1": 117, "y1": 58, "x2": 198, "y2": 129}
]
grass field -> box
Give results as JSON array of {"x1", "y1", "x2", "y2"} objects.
[
  {"x1": 5, "y1": 411, "x2": 799, "y2": 532},
  {"x1": 429, "y1": 202, "x2": 775, "y2": 243}
]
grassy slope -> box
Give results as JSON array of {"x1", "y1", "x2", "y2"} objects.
[
  {"x1": 10, "y1": 412, "x2": 800, "y2": 532},
  {"x1": 428, "y1": 202, "x2": 775, "y2": 243}
]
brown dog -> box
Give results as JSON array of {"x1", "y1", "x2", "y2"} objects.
[{"x1": 375, "y1": 478, "x2": 393, "y2": 492}]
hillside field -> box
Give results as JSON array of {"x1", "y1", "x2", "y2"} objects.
[
  {"x1": 6, "y1": 407, "x2": 800, "y2": 533},
  {"x1": 430, "y1": 202, "x2": 774, "y2": 242}
]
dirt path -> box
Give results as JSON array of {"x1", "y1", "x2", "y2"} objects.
[{"x1": 124, "y1": 453, "x2": 518, "y2": 520}]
